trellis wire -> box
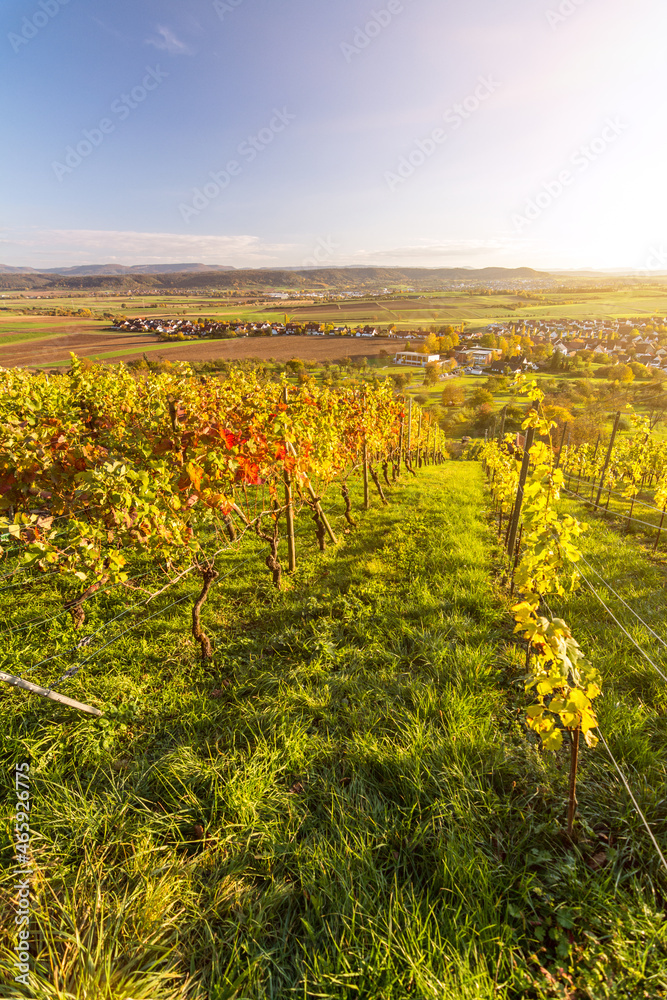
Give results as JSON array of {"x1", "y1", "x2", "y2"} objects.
[
  {"x1": 0, "y1": 570, "x2": 153, "y2": 639},
  {"x1": 46, "y1": 500, "x2": 365, "y2": 690},
  {"x1": 578, "y1": 553, "x2": 667, "y2": 651},
  {"x1": 561, "y1": 488, "x2": 661, "y2": 531},
  {"x1": 575, "y1": 570, "x2": 667, "y2": 685},
  {"x1": 563, "y1": 469, "x2": 666, "y2": 515},
  {"x1": 598, "y1": 732, "x2": 667, "y2": 874},
  {"x1": 49, "y1": 550, "x2": 263, "y2": 690}
]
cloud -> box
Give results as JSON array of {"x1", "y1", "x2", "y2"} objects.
[
  {"x1": 0, "y1": 228, "x2": 297, "y2": 269},
  {"x1": 1, "y1": 228, "x2": 578, "y2": 271},
  {"x1": 346, "y1": 239, "x2": 531, "y2": 267},
  {"x1": 145, "y1": 26, "x2": 195, "y2": 56}
]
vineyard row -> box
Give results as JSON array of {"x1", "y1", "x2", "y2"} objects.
[{"x1": 0, "y1": 359, "x2": 444, "y2": 713}]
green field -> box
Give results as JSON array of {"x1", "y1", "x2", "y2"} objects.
[
  {"x1": 1, "y1": 462, "x2": 666, "y2": 998},
  {"x1": 0, "y1": 316, "x2": 119, "y2": 347},
  {"x1": 2, "y1": 280, "x2": 667, "y2": 338}
]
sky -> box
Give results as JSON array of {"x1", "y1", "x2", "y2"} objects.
[{"x1": 1, "y1": 0, "x2": 666, "y2": 272}]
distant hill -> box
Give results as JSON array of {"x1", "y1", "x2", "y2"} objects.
[
  {"x1": 0, "y1": 262, "x2": 236, "y2": 277},
  {"x1": 0, "y1": 264, "x2": 550, "y2": 292}
]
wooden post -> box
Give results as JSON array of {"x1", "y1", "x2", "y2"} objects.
[
  {"x1": 589, "y1": 434, "x2": 601, "y2": 500},
  {"x1": 417, "y1": 410, "x2": 423, "y2": 468},
  {"x1": 407, "y1": 398, "x2": 413, "y2": 465},
  {"x1": 567, "y1": 728, "x2": 580, "y2": 838},
  {"x1": 0, "y1": 671, "x2": 102, "y2": 717},
  {"x1": 506, "y1": 418, "x2": 536, "y2": 558},
  {"x1": 282, "y1": 387, "x2": 296, "y2": 572},
  {"x1": 654, "y1": 504, "x2": 666, "y2": 553},
  {"x1": 591, "y1": 434, "x2": 601, "y2": 466},
  {"x1": 563, "y1": 424, "x2": 571, "y2": 475},
  {"x1": 283, "y1": 468, "x2": 296, "y2": 571},
  {"x1": 397, "y1": 411, "x2": 404, "y2": 475},
  {"x1": 554, "y1": 421, "x2": 568, "y2": 470},
  {"x1": 498, "y1": 405, "x2": 507, "y2": 441},
  {"x1": 285, "y1": 437, "x2": 337, "y2": 545},
  {"x1": 509, "y1": 523, "x2": 523, "y2": 596},
  {"x1": 363, "y1": 439, "x2": 370, "y2": 510},
  {"x1": 595, "y1": 412, "x2": 621, "y2": 508},
  {"x1": 305, "y1": 481, "x2": 337, "y2": 544}
]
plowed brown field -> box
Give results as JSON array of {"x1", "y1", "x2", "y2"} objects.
[
  {"x1": 1, "y1": 334, "x2": 399, "y2": 368},
  {"x1": 98, "y1": 336, "x2": 398, "y2": 365},
  {"x1": 0, "y1": 332, "x2": 158, "y2": 367}
]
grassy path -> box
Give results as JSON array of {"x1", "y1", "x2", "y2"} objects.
[{"x1": 1, "y1": 464, "x2": 666, "y2": 999}]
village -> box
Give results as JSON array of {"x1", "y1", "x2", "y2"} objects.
[{"x1": 112, "y1": 312, "x2": 667, "y2": 375}]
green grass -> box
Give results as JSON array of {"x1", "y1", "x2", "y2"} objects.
[
  {"x1": 3, "y1": 283, "x2": 667, "y2": 332},
  {"x1": 1, "y1": 464, "x2": 666, "y2": 998},
  {"x1": 0, "y1": 330, "x2": 73, "y2": 347}
]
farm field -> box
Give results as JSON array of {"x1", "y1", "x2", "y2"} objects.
[
  {"x1": 0, "y1": 329, "x2": 160, "y2": 368},
  {"x1": 2, "y1": 280, "x2": 667, "y2": 357},
  {"x1": 273, "y1": 288, "x2": 667, "y2": 326},
  {"x1": 0, "y1": 315, "x2": 115, "y2": 346},
  {"x1": 1, "y1": 460, "x2": 667, "y2": 998},
  {"x1": 82, "y1": 335, "x2": 398, "y2": 368},
  {"x1": 0, "y1": 333, "x2": 398, "y2": 368}
]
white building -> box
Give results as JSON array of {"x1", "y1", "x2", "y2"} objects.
[
  {"x1": 394, "y1": 352, "x2": 440, "y2": 367},
  {"x1": 469, "y1": 349, "x2": 496, "y2": 367}
]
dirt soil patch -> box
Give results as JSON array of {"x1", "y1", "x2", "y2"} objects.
[
  {"x1": 3, "y1": 334, "x2": 399, "y2": 368},
  {"x1": 101, "y1": 336, "x2": 399, "y2": 365},
  {"x1": 0, "y1": 331, "x2": 157, "y2": 367}
]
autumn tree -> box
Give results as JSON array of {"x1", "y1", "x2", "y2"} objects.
[
  {"x1": 422, "y1": 332, "x2": 439, "y2": 354},
  {"x1": 468, "y1": 387, "x2": 494, "y2": 408},
  {"x1": 638, "y1": 377, "x2": 667, "y2": 428},
  {"x1": 441, "y1": 381, "x2": 466, "y2": 407}
]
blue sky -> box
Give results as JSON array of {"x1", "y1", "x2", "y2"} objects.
[{"x1": 1, "y1": 0, "x2": 666, "y2": 270}]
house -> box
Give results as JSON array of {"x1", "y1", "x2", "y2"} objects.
[
  {"x1": 469, "y1": 349, "x2": 496, "y2": 367},
  {"x1": 488, "y1": 356, "x2": 531, "y2": 375},
  {"x1": 394, "y1": 352, "x2": 440, "y2": 367}
]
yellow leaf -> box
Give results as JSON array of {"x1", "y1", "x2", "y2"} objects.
[
  {"x1": 186, "y1": 462, "x2": 204, "y2": 491},
  {"x1": 568, "y1": 688, "x2": 590, "y2": 711},
  {"x1": 542, "y1": 729, "x2": 563, "y2": 751}
]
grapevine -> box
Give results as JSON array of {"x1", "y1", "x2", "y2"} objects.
[
  {"x1": 0, "y1": 357, "x2": 440, "y2": 678},
  {"x1": 483, "y1": 377, "x2": 598, "y2": 835}
]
